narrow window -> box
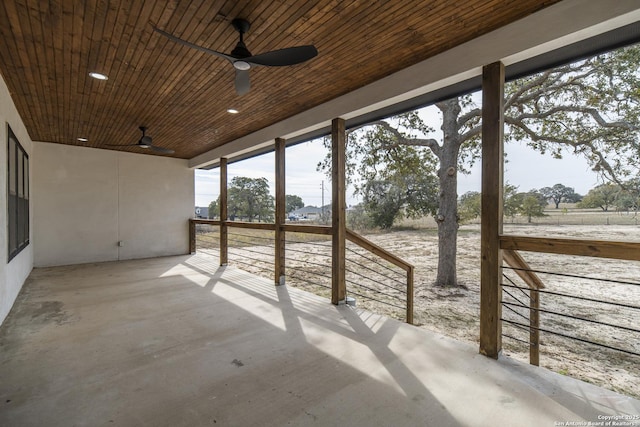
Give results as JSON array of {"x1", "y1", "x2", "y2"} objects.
[{"x1": 7, "y1": 125, "x2": 29, "y2": 261}]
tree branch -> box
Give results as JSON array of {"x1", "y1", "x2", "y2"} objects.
[{"x1": 356, "y1": 119, "x2": 442, "y2": 157}]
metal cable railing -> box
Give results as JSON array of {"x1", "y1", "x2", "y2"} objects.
[
  {"x1": 284, "y1": 237, "x2": 333, "y2": 298},
  {"x1": 501, "y1": 264, "x2": 640, "y2": 365},
  {"x1": 188, "y1": 219, "x2": 414, "y2": 323},
  {"x1": 227, "y1": 230, "x2": 275, "y2": 280},
  {"x1": 194, "y1": 223, "x2": 220, "y2": 251},
  {"x1": 344, "y1": 241, "x2": 410, "y2": 320}
]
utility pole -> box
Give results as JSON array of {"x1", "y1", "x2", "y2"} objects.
[{"x1": 321, "y1": 180, "x2": 324, "y2": 223}]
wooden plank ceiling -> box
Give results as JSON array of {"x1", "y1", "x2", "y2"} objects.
[{"x1": 0, "y1": 0, "x2": 560, "y2": 159}]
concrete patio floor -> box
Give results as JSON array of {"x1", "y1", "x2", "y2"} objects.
[{"x1": 0, "y1": 253, "x2": 638, "y2": 426}]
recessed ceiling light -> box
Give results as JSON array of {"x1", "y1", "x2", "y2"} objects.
[
  {"x1": 77, "y1": 137, "x2": 88, "y2": 142},
  {"x1": 227, "y1": 108, "x2": 239, "y2": 114},
  {"x1": 89, "y1": 72, "x2": 108, "y2": 80}
]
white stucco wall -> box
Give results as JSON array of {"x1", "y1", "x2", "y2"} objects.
[
  {"x1": 33, "y1": 142, "x2": 193, "y2": 267},
  {"x1": 0, "y1": 72, "x2": 34, "y2": 326}
]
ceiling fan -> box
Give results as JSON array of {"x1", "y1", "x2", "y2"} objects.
[
  {"x1": 153, "y1": 18, "x2": 318, "y2": 96},
  {"x1": 108, "y1": 126, "x2": 174, "y2": 154}
]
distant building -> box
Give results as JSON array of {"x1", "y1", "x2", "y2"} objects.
[
  {"x1": 195, "y1": 206, "x2": 209, "y2": 219},
  {"x1": 289, "y1": 205, "x2": 331, "y2": 221}
]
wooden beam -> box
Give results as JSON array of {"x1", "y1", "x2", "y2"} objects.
[
  {"x1": 225, "y1": 222, "x2": 277, "y2": 231},
  {"x1": 189, "y1": 219, "x2": 196, "y2": 254},
  {"x1": 346, "y1": 229, "x2": 412, "y2": 272},
  {"x1": 332, "y1": 118, "x2": 346, "y2": 305},
  {"x1": 500, "y1": 235, "x2": 640, "y2": 261},
  {"x1": 502, "y1": 249, "x2": 545, "y2": 289},
  {"x1": 220, "y1": 157, "x2": 228, "y2": 266},
  {"x1": 407, "y1": 266, "x2": 414, "y2": 325},
  {"x1": 281, "y1": 224, "x2": 332, "y2": 235},
  {"x1": 479, "y1": 61, "x2": 504, "y2": 360},
  {"x1": 275, "y1": 138, "x2": 286, "y2": 285}
]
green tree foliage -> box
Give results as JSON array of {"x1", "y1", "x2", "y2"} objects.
[
  {"x1": 613, "y1": 178, "x2": 640, "y2": 213},
  {"x1": 228, "y1": 176, "x2": 274, "y2": 222},
  {"x1": 517, "y1": 190, "x2": 547, "y2": 223},
  {"x1": 285, "y1": 195, "x2": 305, "y2": 213},
  {"x1": 578, "y1": 183, "x2": 619, "y2": 211},
  {"x1": 458, "y1": 191, "x2": 481, "y2": 223},
  {"x1": 346, "y1": 204, "x2": 374, "y2": 230},
  {"x1": 320, "y1": 44, "x2": 640, "y2": 287},
  {"x1": 503, "y1": 183, "x2": 522, "y2": 219},
  {"x1": 540, "y1": 183, "x2": 581, "y2": 209},
  {"x1": 208, "y1": 197, "x2": 220, "y2": 219}
]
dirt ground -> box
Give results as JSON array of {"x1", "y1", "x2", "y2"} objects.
[{"x1": 198, "y1": 221, "x2": 640, "y2": 399}]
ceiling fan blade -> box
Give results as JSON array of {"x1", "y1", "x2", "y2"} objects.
[
  {"x1": 150, "y1": 145, "x2": 175, "y2": 154},
  {"x1": 235, "y1": 69, "x2": 250, "y2": 96},
  {"x1": 105, "y1": 144, "x2": 139, "y2": 147},
  {"x1": 247, "y1": 45, "x2": 318, "y2": 67},
  {"x1": 153, "y1": 27, "x2": 235, "y2": 62}
]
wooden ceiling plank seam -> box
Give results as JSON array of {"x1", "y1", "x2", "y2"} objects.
[
  {"x1": 18, "y1": 1, "x2": 49, "y2": 140},
  {"x1": 139, "y1": 0, "x2": 231, "y2": 155},
  {"x1": 243, "y1": 1, "x2": 297, "y2": 54},
  {"x1": 69, "y1": 0, "x2": 89, "y2": 146},
  {"x1": 38, "y1": 1, "x2": 64, "y2": 144},
  {"x1": 76, "y1": 0, "x2": 104, "y2": 146},
  {"x1": 82, "y1": 0, "x2": 119, "y2": 148},
  {"x1": 0, "y1": 2, "x2": 35, "y2": 129},
  {"x1": 132, "y1": 1, "x2": 253, "y2": 152},
  {"x1": 109, "y1": 3, "x2": 228, "y2": 155},
  {"x1": 100, "y1": 0, "x2": 225, "y2": 157},
  {"x1": 102, "y1": 0, "x2": 174, "y2": 144},
  {"x1": 94, "y1": 1, "x2": 156, "y2": 148},
  {"x1": 18, "y1": 1, "x2": 46, "y2": 137},
  {"x1": 52, "y1": 0, "x2": 73, "y2": 143},
  {"x1": 88, "y1": 0, "x2": 131, "y2": 148}
]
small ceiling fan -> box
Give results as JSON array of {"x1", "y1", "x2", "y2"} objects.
[
  {"x1": 108, "y1": 126, "x2": 175, "y2": 154},
  {"x1": 153, "y1": 18, "x2": 318, "y2": 95}
]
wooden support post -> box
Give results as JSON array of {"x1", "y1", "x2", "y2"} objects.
[
  {"x1": 331, "y1": 118, "x2": 346, "y2": 304},
  {"x1": 530, "y1": 289, "x2": 540, "y2": 366},
  {"x1": 189, "y1": 219, "x2": 196, "y2": 254},
  {"x1": 275, "y1": 138, "x2": 286, "y2": 285},
  {"x1": 220, "y1": 157, "x2": 228, "y2": 266},
  {"x1": 480, "y1": 61, "x2": 504, "y2": 359},
  {"x1": 407, "y1": 266, "x2": 414, "y2": 325}
]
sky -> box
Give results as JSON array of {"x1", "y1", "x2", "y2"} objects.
[
  {"x1": 194, "y1": 104, "x2": 602, "y2": 208},
  {"x1": 194, "y1": 137, "x2": 600, "y2": 208}
]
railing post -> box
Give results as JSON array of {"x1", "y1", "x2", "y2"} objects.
[
  {"x1": 480, "y1": 61, "x2": 504, "y2": 359},
  {"x1": 189, "y1": 219, "x2": 196, "y2": 254},
  {"x1": 220, "y1": 158, "x2": 228, "y2": 265},
  {"x1": 275, "y1": 138, "x2": 286, "y2": 285},
  {"x1": 530, "y1": 289, "x2": 540, "y2": 366},
  {"x1": 407, "y1": 266, "x2": 414, "y2": 324},
  {"x1": 332, "y1": 117, "x2": 346, "y2": 304}
]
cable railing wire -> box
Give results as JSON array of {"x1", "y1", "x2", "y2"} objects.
[
  {"x1": 502, "y1": 282, "x2": 640, "y2": 311},
  {"x1": 345, "y1": 273, "x2": 407, "y2": 301},
  {"x1": 501, "y1": 301, "x2": 640, "y2": 334},
  {"x1": 502, "y1": 286, "x2": 531, "y2": 311},
  {"x1": 503, "y1": 333, "x2": 531, "y2": 345},
  {"x1": 503, "y1": 266, "x2": 640, "y2": 287},
  {"x1": 347, "y1": 288, "x2": 405, "y2": 310},
  {"x1": 502, "y1": 273, "x2": 534, "y2": 301},
  {"x1": 501, "y1": 300, "x2": 530, "y2": 321},
  {"x1": 502, "y1": 318, "x2": 640, "y2": 357},
  {"x1": 346, "y1": 245, "x2": 404, "y2": 278},
  {"x1": 285, "y1": 239, "x2": 332, "y2": 248},
  {"x1": 346, "y1": 257, "x2": 406, "y2": 290}
]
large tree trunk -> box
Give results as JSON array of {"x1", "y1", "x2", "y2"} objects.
[{"x1": 435, "y1": 99, "x2": 462, "y2": 287}]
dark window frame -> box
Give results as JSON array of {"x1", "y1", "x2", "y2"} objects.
[{"x1": 7, "y1": 124, "x2": 29, "y2": 262}]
